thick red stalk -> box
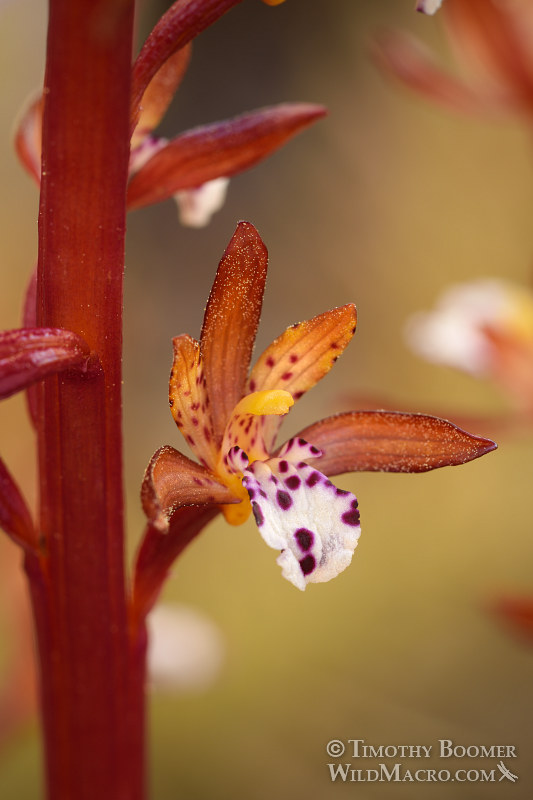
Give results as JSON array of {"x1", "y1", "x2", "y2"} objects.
[{"x1": 25, "y1": 1, "x2": 145, "y2": 798}]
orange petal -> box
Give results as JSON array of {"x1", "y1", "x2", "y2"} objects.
[
  {"x1": 14, "y1": 93, "x2": 43, "y2": 185},
  {"x1": 141, "y1": 445, "x2": 236, "y2": 532},
  {"x1": 247, "y1": 304, "x2": 357, "y2": 451},
  {"x1": 131, "y1": 44, "x2": 192, "y2": 148},
  {"x1": 483, "y1": 325, "x2": 533, "y2": 414},
  {"x1": 200, "y1": 222, "x2": 268, "y2": 446},
  {"x1": 218, "y1": 390, "x2": 294, "y2": 480},
  {"x1": 373, "y1": 31, "x2": 506, "y2": 115},
  {"x1": 293, "y1": 411, "x2": 497, "y2": 475},
  {"x1": 132, "y1": 506, "x2": 219, "y2": 626},
  {"x1": 127, "y1": 103, "x2": 326, "y2": 209},
  {"x1": 169, "y1": 335, "x2": 217, "y2": 469}
]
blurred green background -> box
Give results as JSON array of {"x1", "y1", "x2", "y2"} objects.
[{"x1": 1, "y1": 0, "x2": 532, "y2": 797}]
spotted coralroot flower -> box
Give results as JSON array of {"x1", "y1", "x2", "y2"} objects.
[
  {"x1": 375, "y1": 0, "x2": 533, "y2": 120},
  {"x1": 14, "y1": 0, "x2": 325, "y2": 226},
  {"x1": 406, "y1": 279, "x2": 533, "y2": 415},
  {"x1": 131, "y1": 223, "x2": 496, "y2": 617}
]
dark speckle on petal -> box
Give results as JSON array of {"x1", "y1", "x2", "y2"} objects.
[
  {"x1": 299, "y1": 555, "x2": 316, "y2": 576},
  {"x1": 294, "y1": 528, "x2": 314, "y2": 552},
  {"x1": 306, "y1": 471, "x2": 321, "y2": 488},
  {"x1": 252, "y1": 502, "x2": 264, "y2": 526},
  {"x1": 279, "y1": 460, "x2": 289, "y2": 473},
  {"x1": 276, "y1": 490, "x2": 292, "y2": 510},
  {"x1": 341, "y1": 499, "x2": 360, "y2": 527},
  {"x1": 286, "y1": 475, "x2": 301, "y2": 490}
]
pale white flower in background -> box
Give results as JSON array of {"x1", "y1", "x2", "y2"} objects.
[
  {"x1": 147, "y1": 604, "x2": 225, "y2": 692},
  {"x1": 405, "y1": 279, "x2": 533, "y2": 378},
  {"x1": 416, "y1": 0, "x2": 444, "y2": 14},
  {"x1": 174, "y1": 177, "x2": 230, "y2": 228}
]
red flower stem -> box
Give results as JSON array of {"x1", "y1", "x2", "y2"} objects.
[{"x1": 24, "y1": 1, "x2": 145, "y2": 798}]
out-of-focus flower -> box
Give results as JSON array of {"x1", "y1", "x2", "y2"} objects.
[
  {"x1": 416, "y1": 0, "x2": 444, "y2": 15},
  {"x1": 375, "y1": 0, "x2": 533, "y2": 120},
  {"x1": 131, "y1": 223, "x2": 496, "y2": 620},
  {"x1": 493, "y1": 596, "x2": 533, "y2": 644},
  {"x1": 14, "y1": 1, "x2": 325, "y2": 226},
  {"x1": 174, "y1": 177, "x2": 230, "y2": 228},
  {"x1": 146, "y1": 603, "x2": 225, "y2": 692},
  {"x1": 406, "y1": 279, "x2": 533, "y2": 415}
]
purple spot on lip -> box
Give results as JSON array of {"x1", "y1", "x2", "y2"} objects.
[
  {"x1": 294, "y1": 528, "x2": 314, "y2": 552},
  {"x1": 285, "y1": 475, "x2": 301, "y2": 490},
  {"x1": 279, "y1": 460, "x2": 289, "y2": 473},
  {"x1": 299, "y1": 554, "x2": 316, "y2": 576},
  {"x1": 341, "y1": 499, "x2": 360, "y2": 526},
  {"x1": 336, "y1": 488, "x2": 349, "y2": 496},
  {"x1": 306, "y1": 471, "x2": 321, "y2": 488},
  {"x1": 342, "y1": 510, "x2": 360, "y2": 526},
  {"x1": 276, "y1": 490, "x2": 292, "y2": 510},
  {"x1": 310, "y1": 445, "x2": 320, "y2": 455},
  {"x1": 247, "y1": 488, "x2": 255, "y2": 500},
  {"x1": 252, "y1": 502, "x2": 264, "y2": 526}
]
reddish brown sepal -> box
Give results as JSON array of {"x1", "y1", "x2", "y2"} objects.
[
  {"x1": 127, "y1": 103, "x2": 327, "y2": 209},
  {"x1": 131, "y1": 45, "x2": 192, "y2": 147},
  {"x1": 0, "y1": 328, "x2": 92, "y2": 400},
  {"x1": 0, "y1": 455, "x2": 37, "y2": 551},
  {"x1": 200, "y1": 221, "x2": 268, "y2": 444},
  {"x1": 0, "y1": 328, "x2": 90, "y2": 398},
  {"x1": 295, "y1": 410, "x2": 497, "y2": 475},
  {"x1": 141, "y1": 444, "x2": 235, "y2": 531},
  {"x1": 14, "y1": 94, "x2": 43, "y2": 185},
  {"x1": 131, "y1": 0, "x2": 244, "y2": 128}
]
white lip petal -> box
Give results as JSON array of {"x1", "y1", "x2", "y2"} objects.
[{"x1": 242, "y1": 457, "x2": 361, "y2": 591}]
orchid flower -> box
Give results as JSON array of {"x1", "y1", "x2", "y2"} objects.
[
  {"x1": 406, "y1": 279, "x2": 533, "y2": 417},
  {"x1": 375, "y1": 0, "x2": 533, "y2": 121},
  {"x1": 132, "y1": 223, "x2": 496, "y2": 617},
  {"x1": 14, "y1": 4, "x2": 324, "y2": 227}
]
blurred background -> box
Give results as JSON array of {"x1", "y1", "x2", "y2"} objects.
[{"x1": 1, "y1": 0, "x2": 532, "y2": 797}]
